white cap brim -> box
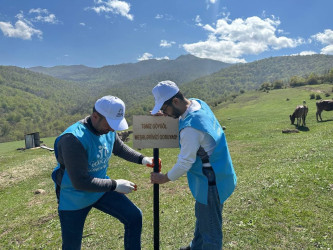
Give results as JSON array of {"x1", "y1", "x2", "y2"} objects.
[
  {"x1": 151, "y1": 100, "x2": 165, "y2": 115},
  {"x1": 106, "y1": 117, "x2": 128, "y2": 131}
]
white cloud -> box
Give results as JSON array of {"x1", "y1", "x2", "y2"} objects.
[
  {"x1": 154, "y1": 13, "x2": 173, "y2": 21},
  {"x1": 79, "y1": 22, "x2": 86, "y2": 26},
  {"x1": 138, "y1": 52, "x2": 169, "y2": 61},
  {"x1": 291, "y1": 51, "x2": 317, "y2": 56},
  {"x1": 195, "y1": 15, "x2": 202, "y2": 27},
  {"x1": 299, "y1": 51, "x2": 317, "y2": 56},
  {"x1": 44, "y1": 14, "x2": 57, "y2": 23},
  {"x1": 312, "y1": 29, "x2": 333, "y2": 55},
  {"x1": 321, "y1": 45, "x2": 333, "y2": 55},
  {"x1": 29, "y1": 8, "x2": 59, "y2": 24},
  {"x1": 206, "y1": 0, "x2": 217, "y2": 9},
  {"x1": 156, "y1": 56, "x2": 169, "y2": 60},
  {"x1": 0, "y1": 9, "x2": 60, "y2": 40},
  {"x1": 312, "y1": 29, "x2": 333, "y2": 44},
  {"x1": 0, "y1": 20, "x2": 42, "y2": 40},
  {"x1": 0, "y1": 9, "x2": 59, "y2": 40},
  {"x1": 138, "y1": 53, "x2": 153, "y2": 61},
  {"x1": 34, "y1": 13, "x2": 58, "y2": 24},
  {"x1": 88, "y1": 0, "x2": 133, "y2": 21},
  {"x1": 155, "y1": 14, "x2": 163, "y2": 19},
  {"x1": 29, "y1": 8, "x2": 48, "y2": 14},
  {"x1": 160, "y1": 40, "x2": 176, "y2": 48},
  {"x1": 183, "y1": 16, "x2": 304, "y2": 63}
]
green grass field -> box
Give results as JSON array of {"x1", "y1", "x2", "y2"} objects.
[{"x1": 0, "y1": 85, "x2": 332, "y2": 249}]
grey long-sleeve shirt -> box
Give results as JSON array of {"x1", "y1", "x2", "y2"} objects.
[{"x1": 55, "y1": 116, "x2": 144, "y2": 192}]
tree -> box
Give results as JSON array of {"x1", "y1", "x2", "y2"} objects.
[
  {"x1": 307, "y1": 73, "x2": 319, "y2": 85},
  {"x1": 289, "y1": 76, "x2": 306, "y2": 87},
  {"x1": 0, "y1": 122, "x2": 10, "y2": 137}
]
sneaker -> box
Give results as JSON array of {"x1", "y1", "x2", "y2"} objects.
[{"x1": 179, "y1": 246, "x2": 190, "y2": 250}]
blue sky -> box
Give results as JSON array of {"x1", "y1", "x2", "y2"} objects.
[{"x1": 0, "y1": 0, "x2": 332, "y2": 67}]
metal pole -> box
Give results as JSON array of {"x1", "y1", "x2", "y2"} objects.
[{"x1": 153, "y1": 148, "x2": 160, "y2": 250}]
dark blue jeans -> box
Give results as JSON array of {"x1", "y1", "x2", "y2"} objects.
[
  {"x1": 58, "y1": 191, "x2": 142, "y2": 250},
  {"x1": 191, "y1": 168, "x2": 224, "y2": 250}
]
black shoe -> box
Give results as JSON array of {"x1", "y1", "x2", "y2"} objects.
[{"x1": 179, "y1": 245, "x2": 190, "y2": 250}]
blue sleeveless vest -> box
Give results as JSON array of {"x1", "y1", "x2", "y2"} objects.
[
  {"x1": 179, "y1": 99, "x2": 237, "y2": 205},
  {"x1": 52, "y1": 121, "x2": 116, "y2": 210}
]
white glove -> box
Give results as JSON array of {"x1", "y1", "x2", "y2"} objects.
[
  {"x1": 142, "y1": 157, "x2": 162, "y2": 172},
  {"x1": 142, "y1": 157, "x2": 153, "y2": 166},
  {"x1": 115, "y1": 179, "x2": 136, "y2": 194}
]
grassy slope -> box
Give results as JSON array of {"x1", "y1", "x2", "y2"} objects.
[
  {"x1": 0, "y1": 85, "x2": 332, "y2": 249},
  {"x1": 216, "y1": 85, "x2": 333, "y2": 249}
]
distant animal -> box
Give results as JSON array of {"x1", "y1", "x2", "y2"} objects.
[
  {"x1": 290, "y1": 102, "x2": 308, "y2": 127},
  {"x1": 316, "y1": 100, "x2": 333, "y2": 121}
]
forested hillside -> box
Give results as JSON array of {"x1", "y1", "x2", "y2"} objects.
[
  {"x1": 0, "y1": 66, "x2": 94, "y2": 142},
  {"x1": 1, "y1": 54, "x2": 333, "y2": 142},
  {"x1": 181, "y1": 54, "x2": 333, "y2": 104}
]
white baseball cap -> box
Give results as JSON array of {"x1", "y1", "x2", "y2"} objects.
[
  {"x1": 151, "y1": 80, "x2": 179, "y2": 115},
  {"x1": 94, "y1": 96, "x2": 129, "y2": 131}
]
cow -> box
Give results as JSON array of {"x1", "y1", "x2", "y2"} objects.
[
  {"x1": 316, "y1": 100, "x2": 333, "y2": 122},
  {"x1": 290, "y1": 102, "x2": 308, "y2": 127}
]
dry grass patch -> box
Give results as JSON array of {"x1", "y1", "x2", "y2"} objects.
[{"x1": 0, "y1": 155, "x2": 56, "y2": 189}]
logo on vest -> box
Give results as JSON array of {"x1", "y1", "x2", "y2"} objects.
[
  {"x1": 97, "y1": 144, "x2": 109, "y2": 159},
  {"x1": 90, "y1": 144, "x2": 110, "y2": 172}
]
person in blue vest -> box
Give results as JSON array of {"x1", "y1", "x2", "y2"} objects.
[
  {"x1": 52, "y1": 95, "x2": 159, "y2": 250},
  {"x1": 150, "y1": 81, "x2": 237, "y2": 250}
]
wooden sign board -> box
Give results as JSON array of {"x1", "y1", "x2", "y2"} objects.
[{"x1": 133, "y1": 115, "x2": 179, "y2": 149}]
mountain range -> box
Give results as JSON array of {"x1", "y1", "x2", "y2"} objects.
[{"x1": 29, "y1": 55, "x2": 230, "y2": 86}]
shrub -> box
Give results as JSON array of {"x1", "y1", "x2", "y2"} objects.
[
  {"x1": 316, "y1": 94, "x2": 322, "y2": 100},
  {"x1": 272, "y1": 80, "x2": 284, "y2": 89},
  {"x1": 310, "y1": 93, "x2": 315, "y2": 99},
  {"x1": 259, "y1": 82, "x2": 271, "y2": 91},
  {"x1": 307, "y1": 78, "x2": 318, "y2": 85},
  {"x1": 325, "y1": 93, "x2": 331, "y2": 97}
]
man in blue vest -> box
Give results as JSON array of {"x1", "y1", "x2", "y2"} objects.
[
  {"x1": 150, "y1": 81, "x2": 237, "y2": 250},
  {"x1": 52, "y1": 96, "x2": 159, "y2": 250}
]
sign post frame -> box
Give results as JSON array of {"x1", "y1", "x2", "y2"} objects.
[{"x1": 132, "y1": 115, "x2": 179, "y2": 250}]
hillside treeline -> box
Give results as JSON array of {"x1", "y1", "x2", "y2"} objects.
[
  {"x1": 259, "y1": 68, "x2": 333, "y2": 90},
  {"x1": 1, "y1": 54, "x2": 333, "y2": 143},
  {"x1": 180, "y1": 55, "x2": 333, "y2": 106}
]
